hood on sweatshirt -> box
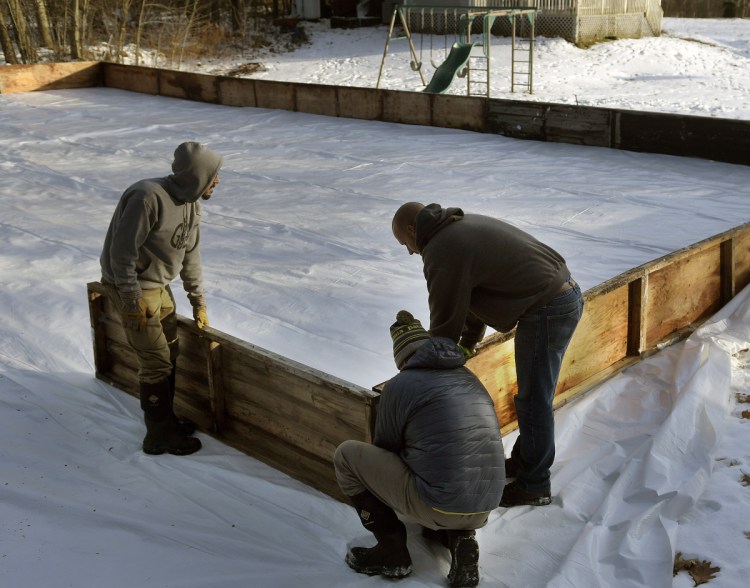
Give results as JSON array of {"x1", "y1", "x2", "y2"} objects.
[
  {"x1": 401, "y1": 336, "x2": 466, "y2": 371},
  {"x1": 167, "y1": 142, "x2": 223, "y2": 203},
  {"x1": 415, "y1": 203, "x2": 464, "y2": 252}
]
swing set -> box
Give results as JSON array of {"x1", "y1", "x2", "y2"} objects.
[{"x1": 376, "y1": 4, "x2": 540, "y2": 96}]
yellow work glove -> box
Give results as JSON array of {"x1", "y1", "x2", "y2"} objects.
[
  {"x1": 194, "y1": 306, "x2": 209, "y2": 329},
  {"x1": 121, "y1": 296, "x2": 149, "y2": 331}
]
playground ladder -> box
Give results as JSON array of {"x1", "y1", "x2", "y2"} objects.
[
  {"x1": 467, "y1": 54, "x2": 489, "y2": 97},
  {"x1": 511, "y1": 14, "x2": 535, "y2": 94}
]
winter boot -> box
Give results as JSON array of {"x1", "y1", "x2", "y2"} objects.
[
  {"x1": 141, "y1": 378, "x2": 202, "y2": 456},
  {"x1": 499, "y1": 479, "x2": 552, "y2": 507},
  {"x1": 167, "y1": 363, "x2": 196, "y2": 436},
  {"x1": 446, "y1": 530, "x2": 480, "y2": 588},
  {"x1": 345, "y1": 491, "x2": 412, "y2": 578}
]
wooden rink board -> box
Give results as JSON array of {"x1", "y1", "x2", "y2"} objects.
[
  {"x1": 2, "y1": 62, "x2": 750, "y2": 165},
  {"x1": 6, "y1": 61, "x2": 748, "y2": 499},
  {"x1": 87, "y1": 221, "x2": 750, "y2": 499}
]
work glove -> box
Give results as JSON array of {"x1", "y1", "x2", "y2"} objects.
[
  {"x1": 193, "y1": 306, "x2": 209, "y2": 329},
  {"x1": 120, "y1": 291, "x2": 149, "y2": 331}
]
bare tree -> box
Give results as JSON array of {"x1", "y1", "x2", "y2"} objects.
[
  {"x1": 0, "y1": 4, "x2": 20, "y2": 64},
  {"x1": 5, "y1": 0, "x2": 39, "y2": 63},
  {"x1": 32, "y1": 0, "x2": 55, "y2": 48}
]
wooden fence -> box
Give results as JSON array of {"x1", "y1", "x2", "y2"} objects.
[
  {"x1": 87, "y1": 221, "x2": 750, "y2": 499},
  {"x1": 1, "y1": 61, "x2": 749, "y2": 165},
  {"x1": 5, "y1": 61, "x2": 748, "y2": 500}
]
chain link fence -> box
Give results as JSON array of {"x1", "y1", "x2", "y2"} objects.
[{"x1": 395, "y1": 1, "x2": 664, "y2": 45}]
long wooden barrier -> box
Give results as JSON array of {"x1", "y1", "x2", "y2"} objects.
[
  {"x1": 87, "y1": 281, "x2": 379, "y2": 501},
  {"x1": 5, "y1": 61, "x2": 749, "y2": 499},
  {"x1": 1, "y1": 62, "x2": 748, "y2": 165},
  {"x1": 468, "y1": 221, "x2": 750, "y2": 434},
  {"x1": 87, "y1": 222, "x2": 750, "y2": 500}
]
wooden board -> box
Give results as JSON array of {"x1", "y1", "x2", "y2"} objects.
[
  {"x1": 430, "y1": 93, "x2": 486, "y2": 132},
  {"x1": 87, "y1": 282, "x2": 377, "y2": 501},
  {"x1": 466, "y1": 221, "x2": 750, "y2": 429},
  {"x1": 295, "y1": 84, "x2": 339, "y2": 117},
  {"x1": 2, "y1": 62, "x2": 749, "y2": 165},
  {"x1": 103, "y1": 64, "x2": 159, "y2": 95},
  {"x1": 383, "y1": 90, "x2": 432, "y2": 126},
  {"x1": 337, "y1": 86, "x2": 383, "y2": 121},
  {"x1": 88, "y1": 221, "x2": 750, "y2": 501},
  {"x1": 0, "y1": 62, "x2": 102, "y2": 93}
]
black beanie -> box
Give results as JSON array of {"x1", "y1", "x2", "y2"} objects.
[{"x1": 390, "y1": 310, "x2": 430, "y2": 368}]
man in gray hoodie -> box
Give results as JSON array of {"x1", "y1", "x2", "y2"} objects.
[
  {"x1": 100, "y1": 141, "x2": 223, "y2": 456},
  {"x1": 392, "y1": 202, "x2": 583, "y2": 508},
  {"x1": 334, "y1": 310, "x2": 505, "y2": 588}
]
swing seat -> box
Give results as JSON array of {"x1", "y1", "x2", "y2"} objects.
[{"x1": 423, "y1": 41, "x2": 476, "y2": 94}]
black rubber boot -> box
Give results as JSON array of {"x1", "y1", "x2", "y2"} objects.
[
  {"x1": 499, "y1": 479, "x2": 552, "y2": 507},
  {"x1": 345, "y1": 491, "x2": 412, "y2": 578},
  {"x1": 167, "y1": 363, "x2": 196, "y2": 436},
  {"x1": 141, "y1": 378, "x2": 201, "y2": 456},
  {"x1": 446, "y1": 530, "x2": 480, "y2": 588}
]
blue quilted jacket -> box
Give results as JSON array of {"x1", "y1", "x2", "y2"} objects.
[{"x1": 375, "y1": 337, "x2": 505, "y2": 513}]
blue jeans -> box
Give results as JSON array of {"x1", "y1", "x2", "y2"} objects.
[{"x1": 511, "y1": 279, "x2": 584, "y2": 494}]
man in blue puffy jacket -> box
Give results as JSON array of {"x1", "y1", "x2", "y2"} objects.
[{"x1": 333, "y1": 310, "x2": 505, "y2": 587}]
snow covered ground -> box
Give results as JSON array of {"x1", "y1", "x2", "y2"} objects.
[
  {"x1": 1, "y1": 17, "x2": 749, "y2": 588},
  {"x1": 192, "y1": 17, "x2": 750, "y2": 120}
]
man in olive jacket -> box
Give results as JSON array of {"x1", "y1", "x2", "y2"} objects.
[
  {"x1": 392, "y1": 202, "x2": 584, "y2": 508},
  {"x1": 100, "y1": 141, "x2": 222, "y2": 456},
  {"x1": 334, "y1": 310, "x2": 505, "y2": 588}
]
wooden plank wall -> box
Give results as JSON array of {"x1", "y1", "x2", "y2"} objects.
[
  {"x1": 87, "y1": 281, "x2": 378, "y2": 501},
  {"x1": 0, "y1": 62, "x2": 103, "y2": 93},
  {"x1": 466, "y1": 221, "x2": 750, "y2": 434},
  {"x1": 5, "y1": 61, "x2": 748, "y2": 498},
  {"x1": 2, "y1": 62, "x2": 749, "y2": 165},
  {"x1": 87, "y1": 222, "x2": 750, "y2": 497}
]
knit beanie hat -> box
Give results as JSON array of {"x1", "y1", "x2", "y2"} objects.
[{"x1": 390, "y1": 310, "x2": 431, "y2": 368}]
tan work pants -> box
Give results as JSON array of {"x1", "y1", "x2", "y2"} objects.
[
  {"x1": 334, "y1": 440, "x2": 490, "y2": 531},
  {"x1": 103, "y1": 283, "x2": 178, "y2": 384}
]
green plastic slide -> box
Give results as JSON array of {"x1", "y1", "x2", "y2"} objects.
[{"x1": 423, "y1": 42, "x2": 476, "y2": 94}]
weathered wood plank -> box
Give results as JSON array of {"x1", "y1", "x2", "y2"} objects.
[
  {"x1": 486, "y1": 99, "x2": 545, "y2": 140},
  {"x1": 219, "y1": 419, "x2": 345, "y2": 500},
  {"x1": 644, "y1": 245, "x2": 722, "y2": 348},
  {"x1": 206, "y1": 341, "x2": 226, "y2": 433},
  {"x1": 217, "y1": 76, "x2": 257, "y2": 107},
  {"x1": 383, "y1": 89, "x2": 432, "y2": 126},
  {"x1": 337, "y1": 86, "x2": 383, "y2": 121},
  {"x1": 616, "y1": 111, "x2": 750, "y2": 166},
  {"x1": 158, "y1": 70, "x2": 220, "y2": 103},
  {"x1": 254, "y1": 80, "x2": 296, "y2": 110},
  {"x1": 3, "y1": 63, "x2": 750, "y2": 165},
  {"x1": 0, "y1": 62, "x2": 102, "y2": 93},
  {"x1": 544, "y1": 104, "x2": 613, "y2": 147},
  {"x1": 103, "y1": 64, "x2": 159, "y2": 95},
  {"x1": 295, "y1": 84, "x2": 339, "y2": 117},
  {"x1": 430, "y1": 93, "x2": 486, "y2": 132},
  {"x1": 735, "y1": 230, "x2": 750, "y2": 293},
  {"x1": 466, "y1": 337, "x2": 517, "y2": 427}
]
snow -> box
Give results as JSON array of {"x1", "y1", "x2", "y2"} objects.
[
  {"x1": 1, "y1": 17, "x2": 750, "y2": 588},
  {"x1": 193, "y1": 17, "x2": 750, "y2": 120}
]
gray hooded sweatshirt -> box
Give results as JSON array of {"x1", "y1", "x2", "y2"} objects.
[{"x1": 100, "y1": 142, "x2": 223, "y2": 305}]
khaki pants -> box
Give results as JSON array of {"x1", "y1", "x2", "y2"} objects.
[
  {"x1": 103, "y1": 283, "x2": 178, "y2": 384},
  {"x1": 334, "y1": 440, "x2": 490, "y2": 531}
]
